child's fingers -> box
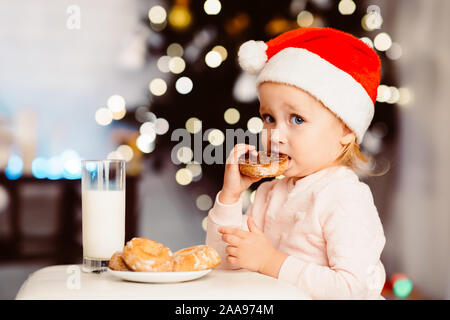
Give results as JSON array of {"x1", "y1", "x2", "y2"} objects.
[
  {"x1": 221, "y1": 234, "x2": 241, "y2": 246},
  {"x1": 227, "y1": 255, "x2": 239, "y2": 266},
  {"x1": 219, "y1": 226, "x2": 248, "y2": 238},
  {"x1": 225, "y1": 245, "x2": 239, "y2": 257},
  {"x1": 226, "y1": 144, "x2": 256, "y2": 165}
]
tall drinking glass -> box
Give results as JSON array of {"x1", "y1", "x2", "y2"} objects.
[{"x1": 81, "y1": 160, "x2": 126, "y2": 273}]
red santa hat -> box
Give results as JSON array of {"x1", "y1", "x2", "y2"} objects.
[{"x1": 238, "y1": 27, "x2": 381, "y2": 144}]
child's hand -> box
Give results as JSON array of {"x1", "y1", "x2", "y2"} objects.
[
  {"x1": 220, "y1": 144, "x2": 261, "y2": 204},
  {"x1": 218, "y1": 217, "x2": 276, "y2": 273}
]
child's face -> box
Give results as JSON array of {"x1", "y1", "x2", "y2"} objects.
[{"x1": 258, "y1": 82, "x2": 353, "y2": 179}]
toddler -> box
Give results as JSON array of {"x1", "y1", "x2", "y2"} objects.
[{"x1": 205, "y1": 28, "x2": 386, "y2": 299}]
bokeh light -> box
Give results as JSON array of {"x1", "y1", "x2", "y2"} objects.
[
  {"x1": 204, "y1": 0, "x2": 221, "y2": 15},
  {"x1": 338, "y1": 0, "x2": 356, "y2": 15},
  {"x1": 117, "y1": 145, "x2": 134, "y2": 162},
  {"x1": 297, "y1": 10, "x2": 314, "y2": 27},
  {"x1": 95, "y1": 108, "x2": 113, "y2": 126},
  {"x1": 175, "y1": 76, "x2": 193, "y2": 94},
  {"x1": 202, "y1": 216, "x2": 208, "y2": 231},
  {"x1": 208, "y1": 129, "x2": 225, "y2": 146},
  {"x1": 167, "y1": 43, "x2": 184, "y2": 57},
  {"x1": 148, "y1": 5, "x2": 167, "y2": 24},
  {"x1": 157, "y1": 56, "x2": 171, "y2": 73},
  {"x1": 168, "y1": 6, "x2": 192, "y2": 30},
  {"x1": 186, "y1": 161, "x2": 202, "y2": 178},
  {"x1": 224, "y1": 107, "x2": 240, "y2": 125},
  {"x1": 107, "y1": 95, "x2": 126, "y2": 113},
  {"x1": 175, "y1": 168, "x2": 193, "y2": 185},
  {"x1": 186, "y1": 117, "x2": 202, "y2": 134},
  {"x1": 247, "y1": 117, "x2": 263, "y2": 134},
  {"x1": 176, "y1": 146, "x2": 194, "y2": 164},
  {"x1": 136, "y1": 135, "x2": 156, "y2": 153},
  {"x1": 169, "y1": 56, "x2": 186, "y2": 74},
  {"x1": 149, "y1": 78, "x2": 167, "y2": 96},
  {"x1": 205, "y1": 50, "x2": 222, "y2": 68},
  {"x1": 374, "y1": 32, "x2": 392, "y2": 52},
  {"x1": 5, "y1": 155, "x2": 23, "y2": 180},
  {"x1": 196, "y1": 194, "x2": 213, "y2": 211},
  {"x1": 154, "y1": 118, "x2": 169, "y2": 135},
  {"x1": 212, "y1": 45, "x2": 228, "y2": 61}
]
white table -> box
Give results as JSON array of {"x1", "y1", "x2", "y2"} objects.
[{"x1": 16, "y1": 265, "x2": 310, "y2": 300}]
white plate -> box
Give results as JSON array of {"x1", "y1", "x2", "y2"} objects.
[{"x1": 107, "y1": 268, "x2": 212, "y2": 283}]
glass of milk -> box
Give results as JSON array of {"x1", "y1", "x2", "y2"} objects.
[{"x1": 81, "y1": 159, "x2": 126, "y2": 273}]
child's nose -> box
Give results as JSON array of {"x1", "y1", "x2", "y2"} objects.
[{"x1": 269, "y1": 127, "x2": 288, "y2": 145}]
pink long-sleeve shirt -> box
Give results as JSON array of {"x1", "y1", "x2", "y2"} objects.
[{"x1": 206, "y1": 165, "x2": 386, "y2": 300}]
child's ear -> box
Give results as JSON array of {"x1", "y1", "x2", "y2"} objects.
[{"x1": 339, "y1": 125, "x2": 356, "y2": 146}]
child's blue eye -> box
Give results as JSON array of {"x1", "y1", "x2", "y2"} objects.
[{"x1": 290, "y1": 115, "x2": 304, "y2": 125}]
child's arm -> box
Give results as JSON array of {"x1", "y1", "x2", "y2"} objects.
[
  {"x1": 205, "y1": 144, "x2": 262, "y2": 269},
  {"x1": 205, "y1": 182, "x2": 271, "y2": 269},
  {"x1": 278, "y1": 182, "x2": 386, "y2": 299}
]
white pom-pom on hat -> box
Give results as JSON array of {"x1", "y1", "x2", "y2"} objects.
[{"x1": 238, "y1": 40, "x2": 268, "y2": 74}]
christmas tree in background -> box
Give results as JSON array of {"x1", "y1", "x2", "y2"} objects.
[{"x1": 120, "y1": 0, "x2": 400, "y2": 200}]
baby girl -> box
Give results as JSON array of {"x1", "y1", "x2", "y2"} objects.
[{"x1": 205, "y1": 28, "x2": 386, "y2": 299}]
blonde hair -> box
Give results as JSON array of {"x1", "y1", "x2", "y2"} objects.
[{"x1": 333, "y1": 133, "x2": 390, "y2": 177}]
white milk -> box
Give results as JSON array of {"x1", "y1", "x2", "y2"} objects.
[{"x1": 82, "y1": 190, "x2": 125, "y2": 260}]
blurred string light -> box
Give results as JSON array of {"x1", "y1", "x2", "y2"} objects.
[
  {"x1": 360, "y1": 37, "x2": 374, "y2": 49},
  {"x1": 362, "y1": 5, "x2": 383, "y2": 31},
  {"x1": 116, "y1": 145, "x2": 134, "y2": 162},
  {"x1": 186, "y1": 161, "x2": 202, "y2": 178},
  {"x1": 207, "y1": 129, "x2": 225, "y2": 146},
  {"x1": 167, "y1": 43, "x2": 184, "y2": 57},
  {"x1": 247, "y1": 117, "x2": 263, "y2": 134},
  {"x1": 224, "y1": 107, "x2": 240, "y2": 125},
  {"x1": 225, "y1": 12, "x2": 249, "y2": 36},
  {"x1": 169, "y1": 57, "x2": 186, "y2": 74},
  {"x1": 61, "y1": 150, "x2": 82, "y2": 179},
  {"x1": 5, "y1": 155, "x2": 23, "y2": 180},
  {"x1": 297, "y1": 10, "x2": 314, "y2": 27},
  {"x1": 201, "y1": 216, "x2": 208, "y2": 231},
  {"x1": 107, "y1": 95, "x2": 125, "y2": 113},
  {"x1": 386, "y1": 43, "x2": 403, "y2": 60},
  {"x1": 175, "y1": 167, "x2": 193, "y2": 185},
  {"x1": 136, "y1": 134, "x2": 156, "y2": 153},
  {"x1": 338, "y1": 0, "x2": 356, "y2": 15},
  {"x1": 212, "y1": 45, "x2": 227, "y2": 62},
  {"x1": 95, "y1": 108, "x2": 113, "y2": 126},
  {"x1": 374, "y1": 32, "x2": 392, "y2": 52},
  {"x1": 154, "y1": 118, "x2": 169, "y2": 135},
  {"x1": 107, "y1": 95, "x2": 127, "y2": 120},
  {"x1": 139, "y1": 122, "x2": 156, "y2": 141},
  {"x1": 205, "y1": 50, "x2": 222, "y2": 68},
  {"x1": 135, "y1": 107, "x2": 157, "y2": 123},
  {"x1": 391, "y1": 273, "x2": 413, "y2": 299},
  {"x1": 175, "y1": 76, "x2": 193, "y2": 94},
  {"x1": 397, "y1": 88, "x2": 413, "y2": 107},
  {"x1": 203, "y1": 0, "x2": 221, "y2": 15},
  {"x1": 176, "y1": 146, "x2": 194, "y2": 163},
  {"x1": 107, "y1": 151, "x2": 125, "y2": 160},
  {"x1": 32, "y1": 157, "x2": 48, "y2": 179},
  {"x1": 148, "y1": 5, "x2": 167, "y2": 24},
  {"x1": 196, "y1": 194, "x2": 213, "y2": 211},
  {"x1": 233, "y1": 72, "x2": 258, "y2": 103},
  {"x1": 149, "y1": 78, "x2": 167, "y2": 96},
  {"x1": 186, "y1": 117, "x2": 202, "y2": 134},
  {"x1": 168, "y1": 5, "x2": 192, "y2": 30},
  {"x1": 47, "y1": 157, "x2": 64, "y2": 180},
  {"x1": 157, "y1": 56, "x2": 171, "y2": 73}
]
